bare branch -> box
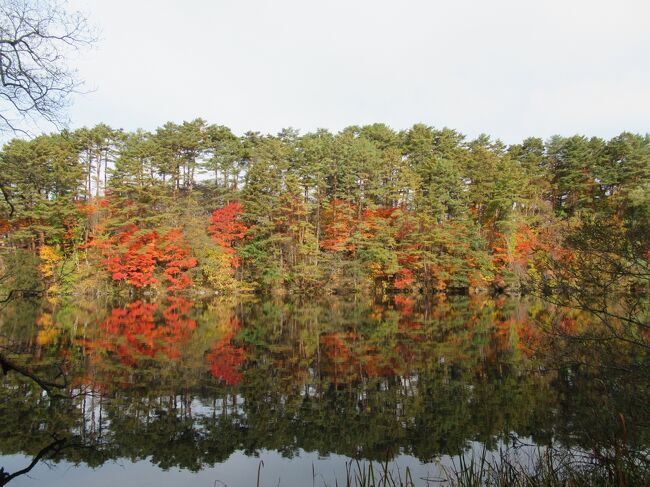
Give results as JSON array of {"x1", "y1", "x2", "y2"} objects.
[
  {"x1": 0, "y1": 437, "x2": 67, "y2": 485},
  {"x1": 0, "y1": 350, "x2": 68, "y2": 395},
  {"x1": 0, "y1": 0, "x2": 95, "y2": 133}
]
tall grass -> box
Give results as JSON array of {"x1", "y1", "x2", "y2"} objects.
[
  {"x1": 221, "y1": 444, "x2": 650, "y2": 486},
  {"x1": 334, "y1": 460, "x2": 416, "y2": 487},
  {"x1": 439, "y1": 444, "x2": 650, "y2": 487},
  {"x1": 323, "y1": 446, "x2": 650, "y2": 486}
]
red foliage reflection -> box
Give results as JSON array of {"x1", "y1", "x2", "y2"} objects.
[
  {"x1": 82, "y1": 298, "x2": 197, "y2": 366},
  {"x1": 206, "y1": 317, "x2": 246, "y2": 385}
]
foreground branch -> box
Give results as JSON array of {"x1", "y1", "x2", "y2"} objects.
[{"x1": 0, "y1": 351, "x2": 67, "y2": 395}]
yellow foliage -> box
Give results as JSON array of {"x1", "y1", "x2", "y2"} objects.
[
  {"x1": 38, "y1": 245, "x2": 62, "y2": 279},
  {"x1": 46, "y1": 286, "x2": 61, "y2": 305},
  {"x1": 36, "y1": 312, "x2": 59, "y2": 345},
  {"x1": 36, "y1": 313, "x2": 52, "y2": 327},
  {"x1": 368, "y1": 262, "x2": 383, "y2": 279},
  {"x1": 36, "y1": 327, "x2": 59, "y2": 346},
  {"x1": 201, "y1": 248, "x2": 239, "y2": 292}
]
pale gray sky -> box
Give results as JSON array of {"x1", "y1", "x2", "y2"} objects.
[{"x1": 67, "y1": 0, "x2": 650, "y2": 143}]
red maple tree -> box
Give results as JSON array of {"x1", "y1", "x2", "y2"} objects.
[
  {"x1": 208, "y1": 202, "x2": 248, "y2": 267},
  {"x1": 101, "y1": 225, "x2": 197, "y2": 291}
]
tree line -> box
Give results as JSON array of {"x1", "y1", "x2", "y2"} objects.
[{"x1": 0, "y1": 120, "x2": 648, "y2": 296}]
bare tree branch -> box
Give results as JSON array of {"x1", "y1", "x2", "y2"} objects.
[
  {"x1": 0, "y1": 437, "x2": 66, "y2": 486},
  {"x1": 0, "y1": 350, "x2": 67, "y2": 395},
  {"x1": 0, "y1": 0, "x2": 95, "y2": 133}
]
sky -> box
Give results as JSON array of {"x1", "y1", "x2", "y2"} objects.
[{"x1": 65, "y1": 0, "x2": 650, "y2": 143}]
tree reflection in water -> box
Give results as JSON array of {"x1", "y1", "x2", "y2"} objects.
[{"x1": 0, "y1": 296, "x2": 649, "y2": 484}]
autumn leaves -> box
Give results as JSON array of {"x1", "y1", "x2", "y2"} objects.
[{"x1": 94, "y1": 203, "x2": 248, "y2": 294}]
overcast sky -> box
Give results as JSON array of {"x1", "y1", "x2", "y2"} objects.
[{"x1": 66, "y1": 0, "x2": 650, "y2": 143}]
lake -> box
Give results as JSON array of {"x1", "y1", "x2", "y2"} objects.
[{"x1": 1, "y1": 295, "x2": 648, "y2": 486}]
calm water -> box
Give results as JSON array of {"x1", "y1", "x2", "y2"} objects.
[{"x1": 1, "y1": 295, "x2": 648, "y2": 486}]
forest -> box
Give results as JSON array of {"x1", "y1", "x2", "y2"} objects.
[{"x1": 0, "y1": 121, "x2": 648, "y2": 301}]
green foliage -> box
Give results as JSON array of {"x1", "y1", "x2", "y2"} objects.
[
  {"x1": 0, "y1": 249, "x2": 42, "y2": 297},
  {"x1": 0, "y1": 122, "x2": 647, "y2": 297}
]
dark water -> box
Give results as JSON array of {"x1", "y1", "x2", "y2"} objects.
[{"x1": 1, "y1": 295, "x2": 648, "y2": 486}]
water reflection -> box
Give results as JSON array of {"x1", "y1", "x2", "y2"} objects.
[{"x1": 0, "y1": 296, "x2": 648, "y2": 485}]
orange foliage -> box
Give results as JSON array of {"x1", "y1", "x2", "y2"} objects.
[
  {"x1": 513, "y1": 225, "x2": 537, "y2": 265},
  {"x1": 319, "y1": 331, "x2": 406, "y2": 380},
  {"x1": 394, "y1": 295, "x2": 415, "y2": 316},
  {"x1": 320, "y1": 332, "x2": 357, "y2": 362},
  {"x1": 320, "y1": 199, "x2": 358, "y2": 251},
  {"x1": 0, "y1": 218, "x2": 10, "y2": 234},
  {"x1": 394, "y1": 268, "x2": 414, "y2": 289},
  {"x1": 558, "y1": 317, "x2": 578, "y2": 334},
  {"x1": 515, "y1": 318, "x2": 542, "y2": 357},
  {"x1": 75, "y1": 201, "x2": 98, "y2": 216},
  {"x1": 363, "y1": 351, "x2": 401, "y2": 378}
]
